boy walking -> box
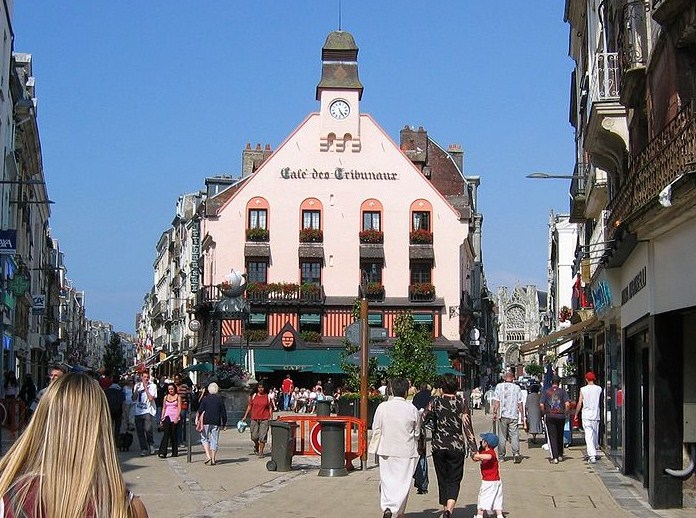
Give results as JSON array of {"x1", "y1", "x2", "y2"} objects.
[{"x1": 472, "y1": 432, "x2": 504, "y2": 518}]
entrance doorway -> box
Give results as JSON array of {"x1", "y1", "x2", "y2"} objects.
[{"x1": 625, "y1": 326, "x2": 649, "y2": 486}]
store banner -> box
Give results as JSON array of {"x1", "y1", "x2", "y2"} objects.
[{"x1": 0, "y1": 230, "x2": 17, "y2": 255}]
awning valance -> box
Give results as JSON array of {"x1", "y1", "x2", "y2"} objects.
[
  {"x1": 359, "y1": 244, "x2": 385, "y2": 259},
  {"x1": 520, "y1": 316, "x2": 599, "y2": 356},
  {"x1": 298, "y1": 244, "x2": 324, "y2": 259},
  {"x1": 244, "y1": 243, "x2": 271, "y2": 257},
  {"x1": 409, "y1": 244, "x2": 434, "y2": 260}
]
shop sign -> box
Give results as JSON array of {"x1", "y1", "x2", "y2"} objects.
[
  {"x1": 190, "y1": 220, "x2": 200, "y2": 292},
  {"x1": 32, "y1": 294, "x2": 46, "y2": 315},
  {"x1": 0, "y1": 230, "x2": 16, "y2": 255},
  {"x1": 621, "y1": 266, "x2": 647, "y2": 305},
  {"x1": 592, "y1": 281, "x2": 612, "y2": 313},
  {"x1": 280, "y1": 166, "x2": 398, "y2": 182},
  {"x1": 281, "y1": 331, "x2": 295, "y2": 349}
]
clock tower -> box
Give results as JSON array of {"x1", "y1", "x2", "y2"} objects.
[{"x1": 316, "y1": 31, "x2": 363, "y2": 152}]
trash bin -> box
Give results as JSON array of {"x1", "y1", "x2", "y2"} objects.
[
  {"x1": 318, "y1": 419, "x2": 348, "y2": 477},
  {"x1": 315, "y1": 399, "x2": 331, "y2": 416},
  {"x1": 266, "y1": 421, "x2": 298, "y2": 472}
]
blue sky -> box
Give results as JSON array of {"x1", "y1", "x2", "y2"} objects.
[{"x1": 13, "y1": 1, "x2": 573, "y2": 333}]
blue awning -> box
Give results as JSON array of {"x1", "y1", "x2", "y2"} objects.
[
  {"x1": 368, "y1": 313, "x2": 383, "y2": 325},
  {"x1": 413, "y1": 313, "x2": 434, "y2": 323},
  {"x1": 299, "y1": 313, "x2": 321, "y2": 324},
  {"x1": 249, "y1": 312, "x2": 266, "y2": 324}
]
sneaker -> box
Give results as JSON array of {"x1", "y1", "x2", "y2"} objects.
[
  {"x1": 513, "y1": 454, "x2": 522, "y2": 464},
  {"x1": 141, "y1": 450, "x2": 148, "y2": 457},
  {"x1": 589, "y1": 456, "x2": 597, "y2": 464},
  {"x1": 149, "y1": 446, "x2": 156, "y2": 455},
  {"x1": 551, "y1": 458, "x2": 559, "y2": 464}
]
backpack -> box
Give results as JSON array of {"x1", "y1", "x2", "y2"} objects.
[
  {"x1": 105, "y1": 386, "x2": 124, "y2": 418},
  {"x1": 545, "y1": 387, "x2": 565, "y2": 415}
]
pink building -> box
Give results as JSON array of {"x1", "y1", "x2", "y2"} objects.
[{"x1": 196, "y1": 31, "x2": 479, "y2": 386}]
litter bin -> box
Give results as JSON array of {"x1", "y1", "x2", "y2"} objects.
[
  {"x1": 318, "y1": 419, "x2": 348, "y2": 477},
  {"x1": 315, "y1": 399, "x2": 332, "y2": 416},
  {"x1": 266, "y1": 420, "x2": 298, "y2": 472}
]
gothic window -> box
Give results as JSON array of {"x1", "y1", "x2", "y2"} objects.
[{"x1": 506, "y1": 306, "x2": 525, "y2": 329}]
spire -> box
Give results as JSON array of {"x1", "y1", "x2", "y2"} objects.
[{"x1": 316, "y1": 30, "x2": 363, "y2": 100}]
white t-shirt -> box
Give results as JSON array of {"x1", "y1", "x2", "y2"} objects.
[
  {"x1": 133, "y1": 381, "x2": 157, "y2": 416},
  {"x1": 580, "y1": 384, "x2": 602, "y2": 421}
]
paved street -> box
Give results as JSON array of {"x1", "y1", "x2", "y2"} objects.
[{"x1": 117, "y1": 409, "x2": 693, "y2": 518}]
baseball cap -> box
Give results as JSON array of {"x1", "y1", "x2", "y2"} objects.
[
  {"x1": 480, "y1": 432, "x2": 499, "y2": 449},
  {"x1": 585, "y1": 371, "x2": 596, "y2": 381}
]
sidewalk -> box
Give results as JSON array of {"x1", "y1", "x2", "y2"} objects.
[{"x1": 120, "y1": 409, "x2": 693, "y2": 518}]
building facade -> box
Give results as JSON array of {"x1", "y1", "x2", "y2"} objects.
[
  {"x1": 562, "y1": 0, "x2": 696, "y2": 508},
  {"x1": 184, "y1": 31, "x2": 487, "y2": 387}
]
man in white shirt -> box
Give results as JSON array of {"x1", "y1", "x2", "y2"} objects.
[
  {"x1": 133, "y1": 371, "x2": 158, "y2": 456},
  {"x1": 575, "y1": 371, "x2": 603, "y2": 463},
  {"x1": 492, "y1": 371, "x2": 524, "y2": 463}
]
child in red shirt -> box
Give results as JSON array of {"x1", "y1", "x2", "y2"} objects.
[{"x1": 471, "y1": 432, "x2": 504, "y2": 518}]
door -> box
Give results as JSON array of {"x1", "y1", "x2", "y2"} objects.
[{"x1": 625, "y1": 327, "x2": 649, "y2": 486}]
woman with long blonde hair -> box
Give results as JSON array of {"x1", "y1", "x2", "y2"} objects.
[{"x1": 0, "y1": 372, "x2": 148, "y2": 518}]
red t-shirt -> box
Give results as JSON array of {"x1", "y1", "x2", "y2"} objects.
[
  {"x1": 480, "y1": 447, "x2": 500, "y2": 481},
  {"x1": 249, "y1": 393, "x2": 272, "y2": 420},
  {"x1": 281, "y1": 378, "x2": 294, "y2": 394}
]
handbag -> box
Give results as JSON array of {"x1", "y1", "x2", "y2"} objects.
[
  {"x1": 367, "y1": 429, "x2": 382, "y2": 455},
  {"x1": 196, "y1": 411, "x2": 205, "y2": 432}
]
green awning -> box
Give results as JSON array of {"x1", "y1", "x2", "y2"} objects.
[
  {"x1": 437, "y1": 366, "x2": 466, "y2": 376},
  {"x1": 254, "y1": 348, "x2": 343, "y2": 374},
  {"x1": 249, "y1": 312, "x2": 266, "y2": 324},
  {"x1": 435, "y1": 350, "x2": 450, "y2": 367},
  {"x1": 299, "y1": 313, "x2": 321, "y2": 324},
  {"x1": 368, "y1": 313, "x2": 383, "y2": 325},
  {"x1": 413, "y1": 313, "x2": 434, "y2": 323}
]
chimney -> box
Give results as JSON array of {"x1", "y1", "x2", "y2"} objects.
[
  {"x1": 242, "y1": 143, "x2": 273, "y2": 177},
  {"x1": 447, "y1": 144, "x2": 464, "y2": 172}
]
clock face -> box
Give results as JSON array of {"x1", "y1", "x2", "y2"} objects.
[{"x1": 329, "y1": 99, "x2": 350, "y2": 120}]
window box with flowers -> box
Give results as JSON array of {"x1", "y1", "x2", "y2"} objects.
[
  {"x1": 364, "y1": 282, "x2": 385, "y2": 300},
  {"x1": 299, "y1": 228, "x2": 323, "y2": 243},
  {"x1": 245, "y1": 281, "x2": 270, "y2": 301},
  {"x1": 409, "y1": 282, "x2": 435, "y2": 301},
  {"x1": 410, "y1": 229, "x2": 433, "y2": 244},
  {"x1": 559, "y1": 306, "x2": 572, "y2": 322},
  {"x1": 300, "y1": 283, "x2": 322, "y2": 300},
  {"x1": 245, "y1": 227, "x2": 269, "y2": 242},
  {"x1": 359, "y1": 229, "x2": 384, "y2": 244},
  {"x1": 268, "y1": 282, "x2": 300, "y2": 299}
]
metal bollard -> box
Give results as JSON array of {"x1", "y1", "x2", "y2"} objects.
[{"x1": 318, "y1": 420, "x2": 348, "y2": 477}]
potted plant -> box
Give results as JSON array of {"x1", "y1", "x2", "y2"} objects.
[
  {"x1": 359, "y1": 229, "x2": 384, "y2": 244},
  {"x1": 245, "y1": 227, "x2": 269, "y2": 242},
  {"x1": 409, "y1": 229, "x2": 433, "y2": 244},
  {"x1": 299, "y1": 227, "x2": 323, "y2": 243},
  {"x1": 364, "y1": 282, "x2": 384, "y2": 299},
  {"x1": 300, "y1": 283, "x2": 321, "y2": 298},
  {"x1": 300, "y1": 330, "x2": 322, "y2": 343},
  {"x1": 409, "y1": 282, "x2": 435, "y2": 298}
]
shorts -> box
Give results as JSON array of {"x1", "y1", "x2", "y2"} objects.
[
  {"x1": 250, "y1": 419, "x2": 270, "y2": 442},
  {"x1": 478, "y1": 479, "x2": 503, "y2": 511}
]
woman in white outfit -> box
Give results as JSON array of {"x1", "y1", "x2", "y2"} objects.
[{"x1": 372, "y1": 378, "x2": 421, "y2": 518}]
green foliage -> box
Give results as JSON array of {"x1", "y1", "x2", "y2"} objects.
[
  {"x1": 340, "y1": 339, "x2": 381, "y2": 392},
  {"x1": 525, "y1": 360, "x2": 543, "y2": 377},
  {"x1": 103, "y1": 332, "x2": 125, "y2": 377},
  {"x1": 385, "y1": 312, "x2": 436, "y2": 386},
  {"x1": 300, "y1": 330, "x2": 322, "y2": 343}
]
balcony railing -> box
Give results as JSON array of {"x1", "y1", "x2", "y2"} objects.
[
  {"x1": 246, "y1": 282, "x2": 326, "y2": 304},
  {"x1": 409, "y1": 283, "x2": 435, "y2": 302},
  {"x1": 652, "y1": 0, "x2": 693, "y2": 25},
  {"x1": 619, "y1": 1, "x2": 648, "y2": 107},
  {"x1": 360, "y1": 282, "x2": 385, "y2": 301},
  {"x1": 569, "y1": 162, "x2": 589, "y2": 222},
  {"x1": 607, "y1": 100, "x2": 696, "y2": 235},
  {"x1": 590, "y1": 52, "x2": 620, "y2": 102}
]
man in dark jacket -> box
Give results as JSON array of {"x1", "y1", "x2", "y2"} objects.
[{"x1": 412, "y1": 383, "x2": 431, "y2": 494}]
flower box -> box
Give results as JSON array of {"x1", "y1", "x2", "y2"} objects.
[
  {"x1": 299, "y1": 227, "x2": 323, "y2": 243},
  {"x1": 245, "y1": 227, "x2": 269, "y2": 242},
  {"x1": 410, "y1": 229, "x2": 433, "y2": 244},
  {"x1": 409, "y1": 283, "x2": 435, "y2": 301},
  {"x1": 359, "y1": 229, "x2": 384, "y2": 244}
]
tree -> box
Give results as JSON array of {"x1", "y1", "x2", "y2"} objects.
[
  {"x1": 386, "y1": 313, "x2": 436, "y2": 386},
  {"x1": 339, "y1": 299, "x2": 382, "y2": 391},
  {"x1": 103, "y1": 332, "x2": 125, "y2": 377},
  {"x1": 525, "y1": 360, "x2": 543, "y2": 378}
]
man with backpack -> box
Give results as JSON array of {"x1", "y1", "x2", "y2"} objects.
[{"x1": 104, "y1": 373, "x2": 125, "y2": 442}]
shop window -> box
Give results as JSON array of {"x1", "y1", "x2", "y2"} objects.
[
  {"x1": 299, "y1": 312, "x2": 322, "y2": 341},
  {"x1": 247, "y1": 312, "x2": 267, "y2": 332},
  {"x1": 412, "y1": 313, "x2": 434, "y2": 334}
]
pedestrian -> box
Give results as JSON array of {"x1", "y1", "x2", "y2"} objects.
[
  {"x1": 524, "y1": 384, "x2": 544, "y2": 443},
  {"x1": 29, "y1": 365, "x2": 66, "y2": 415},
  {"x1": 371, "y1": 378, "x2": 421, "y2": 518},
  {"x1": 540, "y1": 375, "x2": 571, "y2": 463},
  {"x1": 423, "y1": 374, "x2": 477, "y2": 518},
  {"x1": 174, "y1": 374, "x2": 191, "y2": 448},
  {"x1": 471, "y1": 386, "x2": 482, "y2": 410},
  {"x1": 241, "y1": 381, "x2": 273, "y2": 458},
  {"x1": 575, "y1": 371, "x2": 603, "y2": 463},
  {"x1": 281, "y1": 374, "x2": 294, "y2": 411},
  {"x1": 132, "y1": 371, "x2": 158, "y2": 456},
  {"x1": 4, "y1": 371, "x2": 18, "y2": 399},
  {"x1": 0, "y1": 372, "x2": 149, "y2": 517},
  {"x1": 155, "y1": 376, "x2": 167, "y2": 428},
  {"x1": 158, "y1": 383, "x2": 182, "y2": 458},
  {"x1": 18, "y1": 374, "x2": 37, "y2": 421},
  {"x1": 472, "y1": 432, "x2": 504, "y2": 518},
  {"x1": 105, "y1": 376, "x2": 126, "y2": 442},
  {"x1": 196, "y1": 382, "x2": 227, "y2": 466},
  {"x1": 412, "y1": 382, "x2": 432, "y2": 495},
  {"x1": 492, "y1": 371, "x2": 525, "y2": 463},
  {"x1": 122, "y1": 378, "x2": 136, "y2": 431}
]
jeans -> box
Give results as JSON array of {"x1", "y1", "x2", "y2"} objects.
[
  {"x1": 135, "y1": 413, "x2": 154, "y2": 452},
  {"x1": 413, "y1": 453, "x2": 428, "y2": 491},
  {"x1": 159, "y1": 417, "x2": 179, "y2": 457},
  {"x1": 201, "y1": 425, "x2": 221, "y2": 451},
  {"x1": 497, "y1": 416, "x2": 520, "y2": 457},
  {"x1": 283, "y1": 393, "x2": 291, "y2": 411}
]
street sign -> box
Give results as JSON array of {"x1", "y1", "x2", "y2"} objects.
[
  {"x1": 345, "y1": 322, "x2": 388, "y2": 346},
  {"x1": 346, "y1": 347, "x2": 387, "y2": 366}
]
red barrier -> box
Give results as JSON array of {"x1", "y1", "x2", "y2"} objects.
[{"x1": 278, "y1": 415, "x2": 367, "y2": 470}]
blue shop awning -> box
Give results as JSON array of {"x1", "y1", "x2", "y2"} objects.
[
  {"x1": 249, "y1": 312, "x2": 266, "y2": 324},
  {"x1": 254, "y1": 348, "x2": 344, "y2": 374},
  {"x1": 299, "y1": 313, "x2": 321, "y2": 324},
  {"x1": 413, "y1": 313, "x2": 434, "y2": 324}
]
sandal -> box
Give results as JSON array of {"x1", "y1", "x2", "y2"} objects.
[{"x1": 204, "y1": 458, "x2": 211, "y2": 465}]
